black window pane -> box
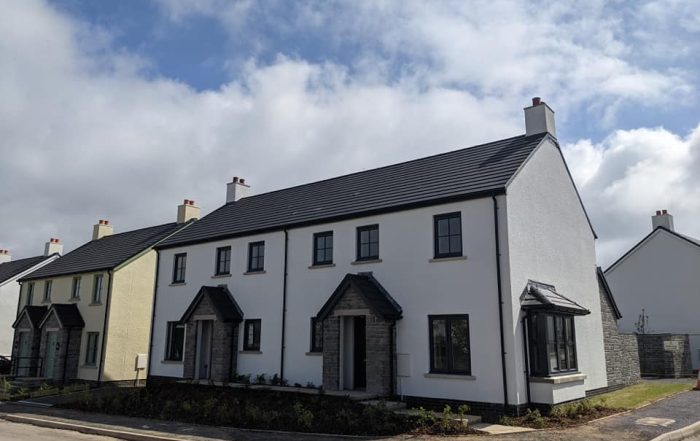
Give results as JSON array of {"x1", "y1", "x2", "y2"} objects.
[
  {"x1": 369, "y1": 229, "x2": 378, "y2": 243},
  {"x1": 369, "y1": 243, "x2": 379, "y2": 258},
  {"x1": 438, "y1": 219, "x2": 449, "y2": 236},
  {"x1": 450, "y1": 319, "x2": 470, "y2": 372},
  {"x1": 449, "y1": 217, "x2": 461, "y2": 234},
  {"x1": 439, "y1": 237, "x2": 450, "y2": 254},
  {"x1": 432, "y1": 319, "x2": 448, "y2": 370}
]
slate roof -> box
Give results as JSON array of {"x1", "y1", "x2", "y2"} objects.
[
  {"x1": 520, "y1": 280, "x2": 590, "y2": 315},
  {"x1": 317, "y1": 273, "x2": 403, "y2": 320},
  {"x1": 21, "y1": 223, "x2": 183, "y2": 281},
  {"x1": 180, "y1": 286, "x2": 244, "y2": 323},
  {"x1": 12, "y1": 305, "x2": 48, "y2": 329},
  {"x1": 0, "y1": 255, "x2": 51, "y2": 284},
  {"x1": 39, "y1": 304, "x2": 85, "y2": 329},
  {"x1": 158, "y1": 133, "x2": 551, "y2": 249},
  {"x1": 605, "y1": 226, "x2": 700, "y2": 273},
  {"x1": 597, "y1": 267, "x2": 622, "y2": 320}
]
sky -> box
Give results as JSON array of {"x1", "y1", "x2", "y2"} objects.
[{"x1": 1, "y1": 0, "x2": 699, "y2": 267}]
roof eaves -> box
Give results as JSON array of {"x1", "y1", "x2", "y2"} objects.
[
  {"x1": 156, "y1": 188, "x2": 507, "y2": 250},
  {"x1": 19, "y1": 266, "x2": 114, "y2": 282},
  {"x1": 597, "y1": 266, "x2": 622, "y2": 319}
]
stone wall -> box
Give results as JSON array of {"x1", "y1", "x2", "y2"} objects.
[
  {"x1": 182, "y1": 294, "x2": 239, "y2": 383},
  {"x1": 637, "y1": 334, "x2": 692, "y2": 377},
  {"x1": 321, "y1": 287, "x2": 395, "y2": 395},
  {"x1": 11, "y1": 314, "x2": 41, "y2": 377},
  {"x1": 599, "y1": 280, "x2": 640, "y2": 387}
]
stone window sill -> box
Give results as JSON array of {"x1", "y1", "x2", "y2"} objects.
[
  {"x1": 170, "y1": 282, "x2": 186, "y2": 286},
  {"x1": 211, "y1": 274, "x2": 232, "y2": 279},
  {"x1": 424, "y1": 372, "x2": 476, "y2": 380},
  {"x1": 305, "y1": 351, "x2": 322, "y2": 356},
  {"x1": 529, "y1": 373, "x2": 586, "y2": 384},
  {"x1": 244, "y1": 271, "x2": 266, "y2": 275},
  {"x1": 429, "y1": 256, "x2": 467, "y2": 263},
  {"x1": 351, "y1": 259, "x2": 383, "y2": 265},
  {"x1": 161, "y1": 360, "x2": 183, "y2": 364},
  {"x1": 239, "y1": 350, "x2": 262, "y2": 354},
  {"x1": 308, "y1": 263, "x2": 336, "y2": 270}
]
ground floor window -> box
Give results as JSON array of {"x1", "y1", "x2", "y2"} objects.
[
  {"x1": 310, "y1": 317, "x2": 323, "y2": 352},
  {"x1": 428, "y1": 314, "x2": 471, "y2": 375},
  {"x1": 528, "y1": 312, "x2": 577, "y2": 376},
  {"x1": 85, "y1": 332, "x2": 99, "y2": 366},
  {"x1": 243, "y1": 319, "x2": 261, "y2": 351},
  {"x1": 165, "y1": 322, "x2": 185, "y2": 361}
]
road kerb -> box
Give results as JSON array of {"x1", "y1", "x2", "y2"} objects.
[
  {"x1": 650, "y1": 420, "x2": 700, "y2": 441},
  {"x1": 0, "y1": 413, "x2": 185, "y2": 441}
]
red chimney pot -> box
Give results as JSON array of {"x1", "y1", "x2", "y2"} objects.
[
  {"x1": 233, "y1": 176, "x2": 239, "y2": 183},
  {"x1": 532, "y1": 97, "x2": 541, "y2": 106},
  {"x1": 662, "y1": 209, "x2": 668, "y2": 215},
  {"x1": 240, "y1": 178, "x2": 245, "y2": 184}
]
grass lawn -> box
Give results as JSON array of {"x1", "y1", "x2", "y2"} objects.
[{"x1": 588, "y1": 381, "x2": 694, "y2": 410}]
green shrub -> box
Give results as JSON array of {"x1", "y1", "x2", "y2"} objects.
[
  {"x1": 523, "y1": 409, "x2": 545, "y2": 428},
  {"x1": 292, "y1": 402, "x2": 314, "y2": 429},
  {"x1": 499, "y1": 415, "x2": 514, "y2": 426},
  {"x1": 255, "y1": 373, "x2": 267, "y2": 385}
]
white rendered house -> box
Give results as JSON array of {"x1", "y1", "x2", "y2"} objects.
[
  {"x1": 0, "y1": 240, "x2": 62, "y2": 355},
  {"x1": 605, "y1": 211, "x2": 700, "y2": 371},
  {"x1": 148, "y1": 99, "x2": 608, "y2": 415}
]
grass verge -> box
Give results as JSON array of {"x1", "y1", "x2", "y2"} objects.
[{"x1": 587, "y1": 381, "x2": 693, "y2": 409}]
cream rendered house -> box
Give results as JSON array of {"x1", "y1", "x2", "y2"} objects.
[{"x1": 11, "y1": 201, "x2": 198, "y2": 384}]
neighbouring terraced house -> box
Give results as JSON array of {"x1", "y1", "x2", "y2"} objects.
[
  {"x1": 10, "y1": 201, "x2": 198, "y2": 384},
  {"x1": 605, "y1": 210, "x2": 700, "y2": 376},
  {"x1": 148, "y1": 98, "x2": 611, "y2": 416},
  {"x1": 0, "y1": 240, "x2": 62, "y2": 356}
]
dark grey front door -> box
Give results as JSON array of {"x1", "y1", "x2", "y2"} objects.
[
  {"x1": 196, "y1": 320, "x2": 213, "y2": 380},
  {"x1": 43, "y1": 332, "x2": 58, "y2": 378}
]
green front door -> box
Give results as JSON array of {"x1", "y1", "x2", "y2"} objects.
[{"x1": 43, "y1": 332, "x2": 57, "y2": 378}]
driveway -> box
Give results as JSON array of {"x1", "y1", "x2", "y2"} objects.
[{"x1": 0, "y1": 419, "x2": 117, "y2": 441}]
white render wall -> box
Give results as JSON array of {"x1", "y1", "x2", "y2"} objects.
[
  {"x1": 504, "y1": 139, "x2": 606, "y2": 405},
  {"x1": 151, "y1": 198, "x2": 506, "y2": 403},
  {"x1": 0, "y1": 256, "x2": 59, "y2": 355},
  {"x1": 605, "y1": 230, "x2": 700, "y2": 369}
]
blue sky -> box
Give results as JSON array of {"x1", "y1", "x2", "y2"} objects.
[{"x1": 2, "y1": 0, "x2": 700, "y2": 265}]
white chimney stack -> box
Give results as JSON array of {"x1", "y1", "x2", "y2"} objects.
[
  {"x1": 177, "y1": 199, "x2": 201, "y2": 224},
  {"x1": 44, "y1": 238, "x2": 63, "y2": 256},
  {"x1": 226, "y1": 176, "x2": 251, "y2": 203},
  {"x1": 0, "y1": 249, "x2": 11, "y2": 264},
  {"x1": 524, "y1": 97, "x2": 556, "y2": 138},
  {"x1": 93, "y1": 219, "x2": 114, "y2": 240},
  {"x1": 652, "y1": 209, "x2": 674, "y2": 231}
]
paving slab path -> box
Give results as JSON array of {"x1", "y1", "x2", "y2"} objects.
[{"x1": 0, "y1": 389, "x2": 698, "y2": 440}]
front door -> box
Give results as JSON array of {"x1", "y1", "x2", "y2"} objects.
[
  {"x1": 196, "y1": 320, "x2": 213, "y2": 380},
  {"x1": 43, "y1": 332, "x2": 57, "y2": 378},
  {"x1": 16, "y1": 332, "x2": 31, "y2": 376},
  {"x1": 353, "y1": 316, "x2": 367, "y2": 389}
]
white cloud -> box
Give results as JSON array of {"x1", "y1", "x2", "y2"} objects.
[{"x1": 563, "y1": 124, "x2": 700, "y2": 266}]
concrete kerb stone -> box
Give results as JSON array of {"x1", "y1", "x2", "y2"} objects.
[
  {"x1": 0, "y1": 412, "x2": 386, "y2": 441},
  {"x1": 649, "y1": 421, "x2": 700, "y2": 441}
]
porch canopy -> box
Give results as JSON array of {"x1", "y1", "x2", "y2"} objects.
[
  {"x1": 520, "y1": 280, "x2": 590, "y2": 315},
  {"x1": 316, "y1": 273, "x2": 402, "y2": 321},
  {"x1": 180, "y1": 285, "x2": 244, "y2": 323},
  {"x1": 38, "y1": 304, "x2": 85, "y2": 329},
  {"x1": 12, "y1": 305, "x2": 48, "y2": 329}
]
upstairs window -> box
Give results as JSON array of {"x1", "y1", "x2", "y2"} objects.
[
  {"x1": 215, "y1": 246, "x2": 231, "y2": 276},
  {"x1": 26, "y1": 282, "x2": 35, "y2": 306},
  {"x1": 165, "y1": 322, "x2": 185, "y2": 361},
  {"x1": 243, "y1": 319, "x2": 261, "y2": 351},
  {"x1": 528, "y1": 312, "x2": 578, "y2": 377},
  {"x1": 434, "y1": 212, "x2": 463, "y2": 258},
  {"x1": 356, "y1": 225, "x2": 379, "y2": 261},
  {"x1": 92, "y1": 274, "x2": 104, "y2": 304},
  {"x1": 43, "y1": 280, "x2": 52, "y2": 303},
  {"x1": 310, "y1": 317, "x2": 323, "y2": 352},
  {"x1": 313, "y1": 232, "x2": 333, "y2": 266},
  {"x1": 247, "y1": 242, "x2": 265, "y2": 272},
  {"x1": 172, "y1": 253, "x2": 187, "y2": 283},
  {"x1": 429, "y1": 315, "x2": 471, "y2": 375},
  {"x1": 71, "y1": 277, "x2": 81, "y2": 299}
]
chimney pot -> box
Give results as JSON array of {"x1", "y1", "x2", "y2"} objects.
[
  {"x1": 662, "y1": 209, "x2": 668, "y2": 214},
  {"x1": 532, "y1": 97, "x2": 541, "y2": 106},
  {"x1": 233, "y1": 176, "x2": 239, "y2": 183},
  {"x1": 656, "y1": 210, "x2": 662, "y2": 216}
]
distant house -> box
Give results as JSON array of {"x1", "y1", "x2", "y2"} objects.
[
  {"x1": 148, "y1": 98, "x2": 609, "y2": 415},
  {"x1": 605, "y1": 211, "x2": 699, "y2": 375},
  {"x1": 11, "y1": 201, "x2": 198, "y2": 383},
  {"x1": 0, "y1": 240, "x2": 62, "y2": 355}
]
